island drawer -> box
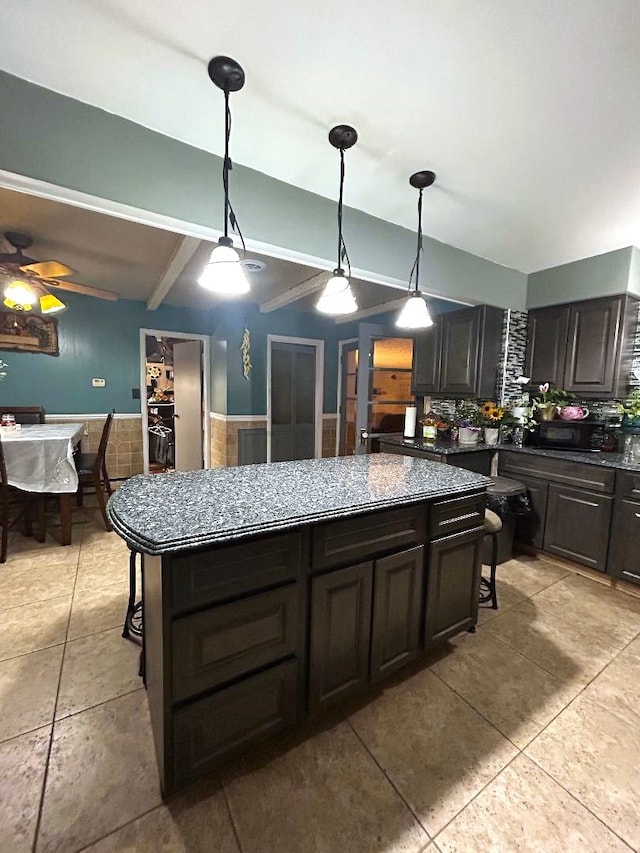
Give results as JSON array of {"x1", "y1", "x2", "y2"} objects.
[
  {"x1": 429, "y1": 492, "x2": 486, "y2": 538},
  {"x1": 169, "y1": 532, "x2": 303, "y2": 613},
  {"x1": 172, "y1": 584, "x2": 300, "y2": 702},
  {"x1": 499, "y1": 452, "x2": 615, "y2": 494},
  {"x1": 173, "y1": 660, "x2": 298, "y2": 786},
  {"x1": 312, "y1": 505, "x2": 425, "y2": 569},
  {"x1": 615, "y1": 471, "x2": 640, "y2": 501}
]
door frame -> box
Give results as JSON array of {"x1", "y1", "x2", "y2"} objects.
[
  {"x1": 336, "y1": 338, "x2": 358, "y2": 456},
  {"x1": 140, "y1": 328, "x2": 211, "y2": 474},
  {"x1": 267, "y1": 335, "x2": 324, "y2": 463}
]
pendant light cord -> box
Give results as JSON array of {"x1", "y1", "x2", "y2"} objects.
[
  {"x1": 409, "y1": 188, "x2": 424, "y2": 294},
  {"x1": 221, "y1": 89, "x2": 246, "y2": 254},
  {"x1": 336, "y1": 149, "x2": 351, "y2": 277}
]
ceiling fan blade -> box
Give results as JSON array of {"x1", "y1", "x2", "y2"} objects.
[
  {"x1": 44, "y1": 278, "x2": 119, "y2": 301},
  {"x1": 21, "y1": 260, "x2": 76, "y2": 278}
]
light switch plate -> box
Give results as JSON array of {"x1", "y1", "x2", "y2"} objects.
[{"x1": 92, "y1": 378, "x2": 106, "y2": 388}]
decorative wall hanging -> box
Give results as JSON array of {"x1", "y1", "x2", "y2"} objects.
[
  {"x1": 241, "y1": 325, "x2": 252, "y2": 380},
  {"x1": 0, "y1": 310, "x2": 59, "y2": 356}
]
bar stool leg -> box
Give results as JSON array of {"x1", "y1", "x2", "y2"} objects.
[
  {"x1": 490, "y1": 531, "x2": 499, "y2": 610},
  {"x1": 122, "y1": 548, "x2": 137, "y2": 639}
]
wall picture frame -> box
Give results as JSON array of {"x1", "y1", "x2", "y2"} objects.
[{"x1": 0, "y1": 311, "x2": 60, "y2": 356}]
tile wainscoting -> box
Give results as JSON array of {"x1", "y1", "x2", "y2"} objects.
[
  {"x1": 45, "y1": 414, "x2": 144, "y2": 481},
  {"x1": 210, "y1": 413, "x2": 339, "y2": 468}
]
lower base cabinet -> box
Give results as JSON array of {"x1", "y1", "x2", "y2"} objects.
[
  {"x1": 608, "y1": 499, "x2": 640, "y2": 586},
  {"x1": 308, "y1": 546, "x2": 425, "y2": 712},
  {"x1": 544, "y1": 484, "x2": 613, "y2": 572},
  {"x1": 424, "y1": 527, "x2": 484, "y2": 646}
]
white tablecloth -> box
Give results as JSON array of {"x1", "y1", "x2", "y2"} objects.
[{"x1": 1, "y1": 423, "x2": 84, "y2": 493}]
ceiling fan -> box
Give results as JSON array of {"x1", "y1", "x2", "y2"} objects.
[{"x1": 0, "y1": 231, "x2": 119, "y2": 314}]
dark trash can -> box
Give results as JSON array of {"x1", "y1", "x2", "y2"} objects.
[{"x1": 483, "y1": 476, "x2": 531, "y2": 565}]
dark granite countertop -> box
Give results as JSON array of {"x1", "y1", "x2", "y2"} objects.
[
  {"x1": 497, "y1": 444, "x2": 640, "y2": 471},
  {"x1": 378, "y1": 434, "x2": 495, "y2": 455},
  {"x1": 108, "y1": 453, "x2": 491, "y2": 555}
]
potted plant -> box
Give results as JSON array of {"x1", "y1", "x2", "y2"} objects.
[
  {"x1": 453, "y1": 400, "x2": 482, "y2": 444},
  {"x1": 479, "y1": 401, "x2": 505, "y2": 445},
  {"x1": 618, "y1": 389, "x2": 640, "y2": 430},
  {"x1": 532, "y1": 383, "x2": 574, "y2": 421}
]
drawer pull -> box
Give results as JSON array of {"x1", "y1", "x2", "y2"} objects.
[
  {"x1": 622, "y1": 571, "x2": 640, "y2": 581},
  {"x1": 635, "y1": 513, "x2": 640, "y2": 519},
  {"x1": 568, "y1": 497, "x2": 599, "y2": 508}
]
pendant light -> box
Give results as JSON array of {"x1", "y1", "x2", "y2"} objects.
[
  {"x1": 198, "y1": 56, "x2": 250, "y2": 296},
  {"x1": 3, "y1": 279, "x2": 66, "y2": 314},
  {"x1": 316, "y1": 125, "x2": 358, "y2": 315},
  {"x1": 396, "y1": 171, "x2": 436, "y2": 329}
]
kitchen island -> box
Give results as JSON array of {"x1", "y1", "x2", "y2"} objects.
[{"x1": 109, "y1": 454, "x2": 490, "y2": 794}]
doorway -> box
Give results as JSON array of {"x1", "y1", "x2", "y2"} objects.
[
  {"x1": 338, "y1": 339, "x2": 358, "y2": 456},
  {"x1": 140, "y1": 329, "x2": 210, "y2": 474},
  {"x1": 267, "y1": 335, "x2": 324, "y2": 462}
]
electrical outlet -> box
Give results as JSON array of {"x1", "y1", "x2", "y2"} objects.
[{"x1": 92, "y1": 378, "x2": 106, "y2": 388}]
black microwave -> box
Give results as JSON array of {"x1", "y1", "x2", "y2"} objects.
[{"x1": 529, "y1": 420, "x2": 605, "y2": 451}]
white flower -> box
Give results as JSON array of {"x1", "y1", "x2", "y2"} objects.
[{"x1": 539, "y1": 383, "x2": 549, "y2": 393}]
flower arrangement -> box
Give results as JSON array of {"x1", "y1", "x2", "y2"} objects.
[
  {"x1": 452, "y1": 400, "x2": 482, "y2": 428},
  {"x1": 618, "y1": 389, "x2": 640, "y2": 423},
  {"x1": 479, "y1": 401, "x2": 505, "y2": 427},
  {"x1": 532, "y1": 383, "x2": 574, "y2": 408}
]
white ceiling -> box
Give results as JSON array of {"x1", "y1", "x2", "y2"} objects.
[{"x1": 2, "y1": 0, "x2": 640, "y2": 273}]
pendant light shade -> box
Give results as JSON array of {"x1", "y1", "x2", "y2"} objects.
[
  {"x1": 39, "y1": 292, "x2": 67, "y2": 314},
  {"x1": 316, "y1": 125, "x2": 358, "y2": 315},
  {"x1": 200, "y1": 56, "x2": 248, "y2": 297},
  {"x1": 4, "y1": 280, "x2": 37, "y2": 307},
  {"x1": 396, "y1": 170, "x2": 436, "y2": 330}
]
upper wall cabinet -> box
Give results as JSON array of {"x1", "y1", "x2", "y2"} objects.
[
  {"x1": 525, "y1": 294, "x2": 639, "y2": 398},
  {"x1": 413, "y1": 305, "x2": 504, "y2": 399}
]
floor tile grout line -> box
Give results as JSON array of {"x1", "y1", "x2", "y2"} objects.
[
  {"x1": 0, "y1": 638, "x2": 67, "y2": 665},
  {"x1": 220, "y1": 779, "x2": 247, "y2": 853},
  {"x1": 344, "y1": 716, "x2": 432, "y2": 841},
  {"x1": 74, "y1": 804, "x2": 162, "y2": 853},
  {"x1": 31, "y1": 539, "x2": 82, "y2": 853},
  {"x1": 54, "y1": 685, "x2": 144, "y2": 725},
  {"x1": 523, "y1": 753, "x2": 636, "y2": 851}
]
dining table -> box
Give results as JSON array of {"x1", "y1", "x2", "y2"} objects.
[{"x1": 1, "y1": 422, "x2": 84, "y2": 545}]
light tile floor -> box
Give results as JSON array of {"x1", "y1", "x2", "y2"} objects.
[{"x1": 1, "y1": 511, "x2": 640, "y2": 852}]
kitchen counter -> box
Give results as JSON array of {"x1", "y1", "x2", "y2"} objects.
[
  {"x1": 108, "y1": 453, "x2": 491, "y2": 555},
  {"x1": 114, "y1": 453, "x2": 490, "y2": 795},
  {"x1": 496, "y1": 444, "x2": 639, "y2": 472},
  {"x1": 379, "y1": 434, "x2": 494, "y2": 455}
]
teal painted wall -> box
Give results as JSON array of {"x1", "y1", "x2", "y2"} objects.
[
  {"x1": 0, "y1": 71, "x2": 527, "y2": 310},
  {"x1": 526, "y1": 247, "x2": 633, "y2": 308},
  {"x1": 0, "y1": 291, "x2": 210, "y2": 414}
]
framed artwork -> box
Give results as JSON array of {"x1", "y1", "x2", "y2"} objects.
[{"x1": 0, "y1": 311, "x2": 60, "y2": 356}]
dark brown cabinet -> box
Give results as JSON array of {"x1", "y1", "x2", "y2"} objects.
[
  {"x1": 525, "y1": 307, "x2": 568, "y2": 389},
  {"x1": 424, "y1": 526, "x2": 483, "y2": 647},
  {"x1": 309, "y1": 561, "x2": 373, "y2": 713},
  {"x1": 524, "y1": 295, "x2": 638, "y2": 398},
  {"x1": 608, "y1": 499, "x2": 640, "y2": 587},
  {"x1": 370, "y1": 546, "x2": 424, "y2": 683},
  {"x1": 543, "y1": 484, "x2": 613, "y2": 572},
  {"x1": 412, "y1": 305, "x2": 504, "y2": 398}
]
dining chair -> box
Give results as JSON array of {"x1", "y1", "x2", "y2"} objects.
[
  {"x1": 0, "y1": 406, "x2": 46, "y2": 424},
  {"x1": 0, "y1": 439, "x2": 46, "y2": 562},
  {"x1": 76, "y1": 410, "x2": 115, "y2": 531}
]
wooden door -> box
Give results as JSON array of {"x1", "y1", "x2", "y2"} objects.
[
  {"x1": 339, "y1": 341, "x2": 358, "y2": 456},
  {"x1": 424, "y1": 527, "x2": 483, "y2": 647},
  {"x1": 563, "y1": 297, "x2": 623, "y2": 395},
  {"x1": 525, "y1": 307, "x2": 569, "y2": 389},
  {"x1": 173, "y1": 340, "x2": 204, "y2": 471},
  {"x1": 309, "y1": 562, "x2": 372, "y2": 713},
  {"x1": 270, "y1": 342, "x2": 317, "y2": 462},
  {"x1": 544, "y1": 484, "x2": 613, "y2": 571},
  {"x1": 370, "y1": 546, "x2": 423, "y2": 683},
  {"x1": 411, "y1": 326, "x2": 441, "y2": 395},
  {"x1": 439, "y1": 307, "x2": 480, "y2": 396}
]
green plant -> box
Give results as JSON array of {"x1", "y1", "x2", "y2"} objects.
[
  {"x1": 453, "y1": 400, "x2": 482, "y2": 428},
  {"x1": 532, "y1": 383, "x2": 574, "y2": 408},
  {"x1": 618, "y1": 389, "x2": 640, "y2": 419}
]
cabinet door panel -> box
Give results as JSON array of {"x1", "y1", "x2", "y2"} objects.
[
  {"x1": 425, "y1": 527, "x2": 483, "y2": 646},
  {"x1": 564, "y1": 298, "x2": 622, "y2": 395},
  {"x1": 370, "y1": 546, "x2": 423, "y2": 683},
  {"x1": 309, "y1": 562, "x2": 372, "y2": 713},
  {"x1": 608, "y1": 500, "x2": 640, "y2": 586},
  {"x1": 544, "y1": 485, "x2": 613, "y2": 571},
  {"x1": 525, "y1": 307, "x2": 568, "y2": 389},
  {"x1": 412, "y1": 326, "x2": 441, "y2": 395},
  {"x1": 439, "y1": 308, "x2": 480, "y2": 396}
]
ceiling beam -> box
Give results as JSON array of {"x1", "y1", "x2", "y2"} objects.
[
  {"x1": 335, "y1": 296, "x2": 407, "y2": 324},
  {"x1": 259, "y1": 271, "x2": 328, "y2": 313},
  {"x1": 146, "y1": 235, "x2": 201, "y2": 310}
]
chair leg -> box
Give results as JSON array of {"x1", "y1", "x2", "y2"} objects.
[
  {"x1": 122, "y1": 549, "x2": 137, "y2": 639},
  {"x1": 490, "y1": 532, "x2": 499, "y2": 609},
  {"x1": 95, "y1": 472, "x2": 112, "y2": 532},
  {"x1": 103, "y1": 463, "x2": 112, "y2": 497}
]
